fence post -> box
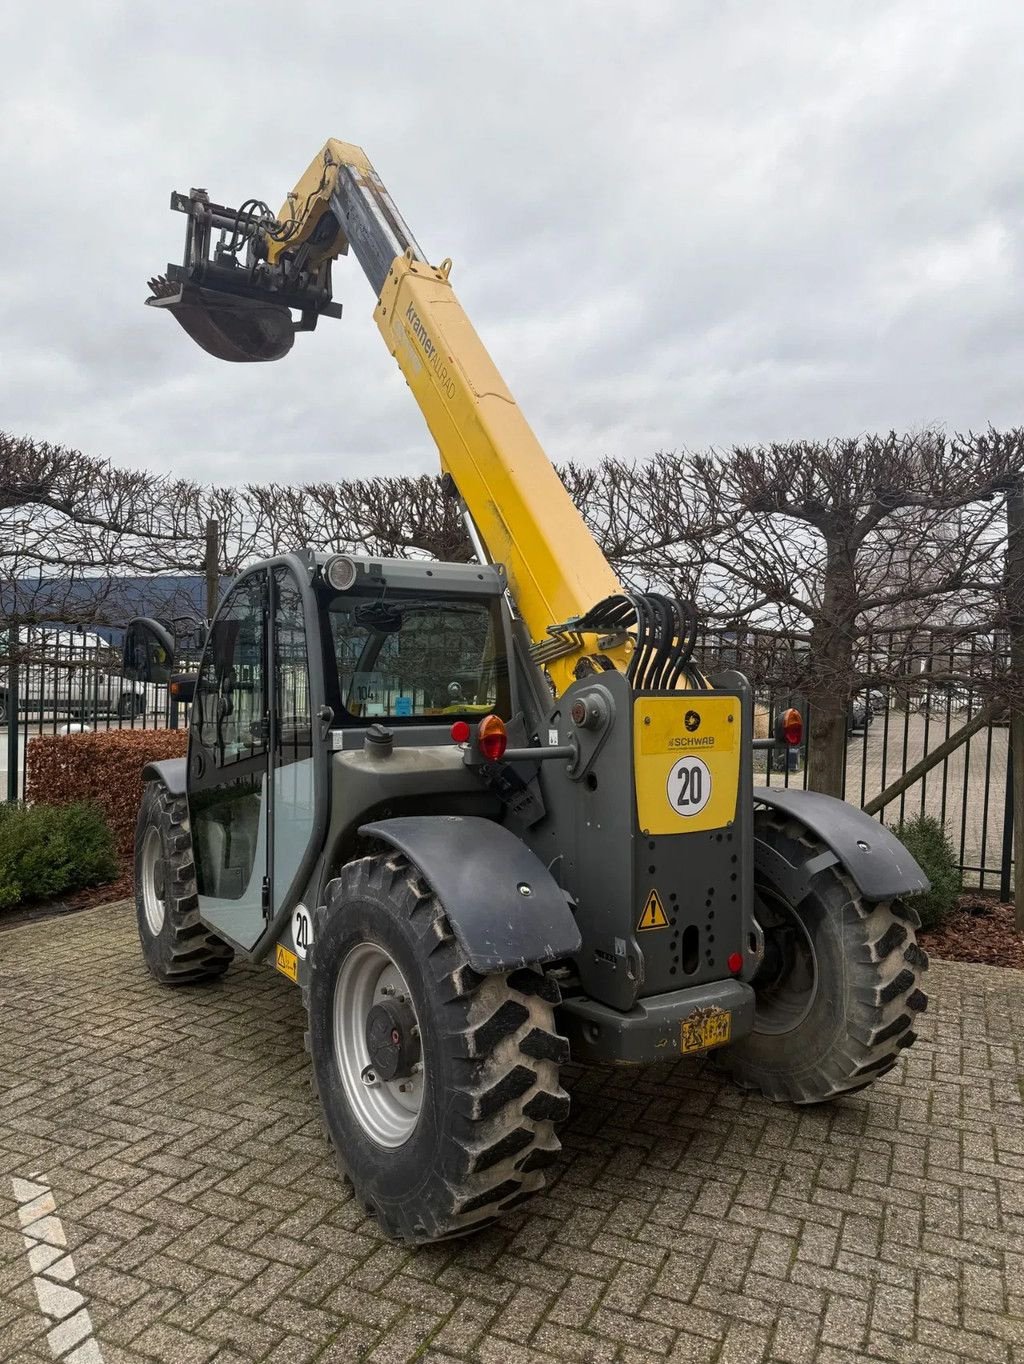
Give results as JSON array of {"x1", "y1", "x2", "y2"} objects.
[
  {"x1": 1006, "y1": 478, "x2": 1024, "y2": 927},
  {"x1": 1000, "y1": 728, "x2": 1014, "y2": 902},
  {"x1": 6, "y1": 624, "x2": 19, "y2": 802},
  {"x1": 205, "y1": 518, "x2": 219, "y2": 620}
]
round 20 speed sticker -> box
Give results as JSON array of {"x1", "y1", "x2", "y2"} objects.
[
  {"x1": 666, "y1": 755, "x2": 712, "y2": 817},
  {"x1": 291, "y1": 904, "x2": 314, "y2": 960}
]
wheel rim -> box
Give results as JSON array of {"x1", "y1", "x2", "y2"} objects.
[
  {"x1": 751, "y1": 887, "x2": 818, "y2": 1035},
  {"x1": 140, "y1": 824, "x2": 166, "y2": 935},
  {"x1": 334, "y1": 943, "x2": 424, "y2": 1148}
]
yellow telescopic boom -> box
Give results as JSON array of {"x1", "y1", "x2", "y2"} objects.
[
  {"x1": 150, "y1": 140, "x2": 703, "y2": 694},
  {"x1": 273, "y1": 140, "x2": 630, "y2": 693}
]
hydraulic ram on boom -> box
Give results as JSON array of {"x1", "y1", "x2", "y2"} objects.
[{"x1": 147, "y1": 139, "x2": 696, "y2": 695}]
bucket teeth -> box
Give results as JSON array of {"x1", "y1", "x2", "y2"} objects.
[{"x1": 147, "y1": 275, "x2": 179, "y2": 301}]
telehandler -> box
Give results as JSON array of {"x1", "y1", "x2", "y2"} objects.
[{"x1": 126, "y1": 141, "x2": 930, "y2": 1243}]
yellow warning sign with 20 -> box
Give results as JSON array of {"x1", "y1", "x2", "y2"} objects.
[{"x1": 637, "y1": 888, "x2": 670, "y2": 931}]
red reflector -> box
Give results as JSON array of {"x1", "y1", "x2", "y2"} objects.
[
  {"x1": 781, "y1": 707, "x2": 803, "y2": 746},
  {"x1": 450, "y1": 720, "x2": 471, "y2": 744},
  {"x1": 727, "y1": 952, "x2": 743, "y2": 974},
  {"x1": 477, "y1": 714, "x2": 508, "y2": 762}
]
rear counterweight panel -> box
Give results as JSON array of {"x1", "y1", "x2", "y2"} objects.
[{"x1": 526, "y1": 670, "x2": 758, "y2": 1013}]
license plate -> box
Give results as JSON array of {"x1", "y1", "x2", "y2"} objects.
[{"x1": 680, "y1": 1007, "x2": 732, "y2": 1055}]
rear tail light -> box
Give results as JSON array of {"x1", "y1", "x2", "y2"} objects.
[
  {"x1": 778, "y1": 707, "x2": 803, "y2": 747},
  {"x1": 477, "y1": 715, "x2": 508, "y2": 762}
]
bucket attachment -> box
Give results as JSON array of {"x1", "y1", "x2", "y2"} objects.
[
  {"x1": 146, "y1": 188, "x2": 342, "y2": 363},
  {"x1": 147, "y1": 277, "x2": 295, "y2": 363}
]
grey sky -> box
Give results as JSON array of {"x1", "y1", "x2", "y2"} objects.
[{"x1": 2, "y1": 1, "x2": 1022, "y2": 486}]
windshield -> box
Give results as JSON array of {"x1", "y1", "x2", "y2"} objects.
[{"x1": 321, "y1": 590, "x2": 510, "y2": 723}]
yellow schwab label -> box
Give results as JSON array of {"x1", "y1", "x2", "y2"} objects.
[{"x1": 634, "y1": 696, "x2": 740, "y2": 834}]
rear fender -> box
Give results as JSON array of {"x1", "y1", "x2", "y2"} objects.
[
  {"x1": 357, "y1": 815, "x2": 581, "y2": 973},
  {"x1": 754, "y1": 787, "x2": 929, "y2": 902}
]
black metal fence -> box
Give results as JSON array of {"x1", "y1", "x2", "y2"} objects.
[
  {"x1": 694, "y1": 627, "x2": 1013, "y2": 892},
  {"x1": 1, "y1": 625, "x2": 182, "y2": 803},
  {"x1": 1, "y1": 624, "x2": 1014, "y2": 891}
]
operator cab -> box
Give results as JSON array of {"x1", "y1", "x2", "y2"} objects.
[{"x1": 125, "y1": 552, "x2": 512, "y2": 954}]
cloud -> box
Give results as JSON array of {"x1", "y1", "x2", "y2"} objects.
[{"x1": 2, "y1": 0, "x2": 1022, "y2": 485}]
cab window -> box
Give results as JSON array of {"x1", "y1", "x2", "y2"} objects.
[{"x1": 322, "y1": 592, "x2": 509, "y2": 722}]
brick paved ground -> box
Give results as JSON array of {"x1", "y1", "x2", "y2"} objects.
[{"x1": 1, "y1": 902, "x2": 1022, "y2": 1364}]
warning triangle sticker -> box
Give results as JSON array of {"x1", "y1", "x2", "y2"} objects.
[{"x1": 637, "y1": 889, "x2": 669, "y2": 931}]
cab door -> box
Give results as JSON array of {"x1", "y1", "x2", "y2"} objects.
[
  {"x1": 188, "y1": 569, "x2": 271, "y2": 949},
  {"x1": 188, "y1": 560, "x2": 326, "y2": 953}
]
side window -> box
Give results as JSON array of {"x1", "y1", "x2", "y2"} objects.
[
  {"x1": 273, "y1": 568, "x2": 311, "y2": 764},
  {"x1": 194, "y1": 574, "x2": 267, "y2": 765}
]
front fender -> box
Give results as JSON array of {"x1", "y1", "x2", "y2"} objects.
[
  {"x1": 142, "y1": 756, "x2": 187, "y2": 798},
  {"x1": 359, "y1": 815, "x2": 581, "y2": 973},
  {"x1": 754, "y1": 787, "x2": 929, "y2": 902}
]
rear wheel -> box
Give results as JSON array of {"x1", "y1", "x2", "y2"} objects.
[
  {"x1": 306, "y1": 852, "x2": 570, "y2": 1243},
  {"x1": 134, "y1": 782, "x2": 233, "y2": 984},
  {"x1": 715, "y1": 812, "x2": 928, "y2": 1103}
]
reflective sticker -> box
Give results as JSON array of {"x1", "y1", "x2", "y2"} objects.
[
  {"x1": 291, "y1": 905, "x2": 313, "y2": 960},
  {"x1": 666, "y1": 755, "x2": 712, "y2": 818},
  {"x1": 275, "y1": 943, "x2": 299, "y2": 983},
  {"x1": 637, "y1": 888, "x2": 670, "y2": 931}
]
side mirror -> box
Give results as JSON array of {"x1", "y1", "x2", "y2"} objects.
[{"x1": 122, "y1": 617, "x2": 176, "y2": 685}]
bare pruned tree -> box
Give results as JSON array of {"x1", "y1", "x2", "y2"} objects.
[
  {"x1": 5, "y1": 428, "x2": 1021, "y2": 801},
  {"x1": 603, "y1": 430, "x2": 1023, "y2": 795}
]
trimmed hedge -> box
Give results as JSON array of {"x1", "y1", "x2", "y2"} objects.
[
  {"x1": 892, "y1": 813, "x2": 962, "y2": 931},
  {"x1": 26, "y1": 729, "x2": 188, "y2": 865},
  {"x1": 0, "y1": 801, "x2": 118, "y2": 909}
]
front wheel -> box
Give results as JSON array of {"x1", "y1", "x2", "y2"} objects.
[
  {"x1": 715, "y1": 812, "x2": 928, "y2": 1104},
  {"x1": 306, "y1": 853, "x2": 570, "y2": 1243},
  {"x1": 134, "y1": 782, "x2": 234, "y2": 984}
]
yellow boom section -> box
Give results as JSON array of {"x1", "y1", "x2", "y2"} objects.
[
  {"x1": 375, "y1": 254, "x2": 627, "y2": 693},
  {"x1": 270, "y1": 141, "x2": 632, "y2": 694}
]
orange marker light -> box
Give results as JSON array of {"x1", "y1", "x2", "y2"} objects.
[{"x1": 477, "y1": 715, "x2": 508, "y2": 762}]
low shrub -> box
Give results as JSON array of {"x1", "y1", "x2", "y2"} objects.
[
  {"x1": 0, "y1": 801, "x2": 118, "y2": 909},
  {"x1": 892, "y1": 813, "x2": 962, "y2": 931},
  {"x1": 25, "y1": 729, "x2": 188, "y2": 865}
]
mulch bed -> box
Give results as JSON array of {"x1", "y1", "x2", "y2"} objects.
[
  {"x1": 0, "y1": 874, "x2": 131, "y2": 933},
  {"x1": 919, "y1": 894, "x2": 1024, "y2": 970}
]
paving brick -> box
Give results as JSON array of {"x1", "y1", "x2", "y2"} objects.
[{"x1": 1, "y1": 906, "x2": 1021, "y2": 1364}]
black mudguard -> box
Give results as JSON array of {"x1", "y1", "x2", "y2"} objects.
[
  {"x1": 142, "y1": 756, "x2": 187, "y2": 797},
  {"x1": 360, "y1": 815, "x2": 582, "y2": 973},
  {"x1": 754, "y1": 787, "x2": 929, "y2": 902}
]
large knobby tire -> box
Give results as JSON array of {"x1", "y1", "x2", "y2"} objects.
[
  {"x1": 134, "y1": 782, "x2": 234, "y2": 984},
  {"x1": 715, "y1": 812, "x2": 928, "y2": 1104},
  {"x1": 305, "y1": 852, "x2": 570, "y2": 1244}
]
